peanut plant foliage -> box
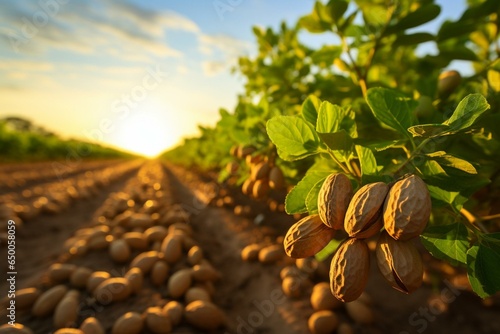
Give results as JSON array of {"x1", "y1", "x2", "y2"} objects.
[{"x1": 165, "y1": 0, "x2": 500, "y2": 298}]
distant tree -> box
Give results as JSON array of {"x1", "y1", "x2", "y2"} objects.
[{"x1": 2, "y1": 116, "x2": 54, "y2": 136}]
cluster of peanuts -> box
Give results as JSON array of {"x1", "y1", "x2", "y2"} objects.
[
  {"x1": 284, "y1": 173, "x2": 431, "y2": 302},
  {"x1": 227, "y1": 145, "x2": 286, "y2": 199}
]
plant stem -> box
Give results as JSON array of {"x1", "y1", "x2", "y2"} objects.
[
  {"x1": 341, "y1": 36, "x2": 367, "y2": 99},
  {"x1": 393, "y1": 138, "x2": 431, "y2": 176},
  {"x1": 350, "y1": 159, "x2": 362, "y2": 178},
  {"x1": 345, "y1": 158, "x2": 357, "y2": 175},
  {"x1": 480, "y1": 213, "x2": 500, "y2": 221},
  {"x1": 401, "y1": 145, "x2": 412, "y2": 159},
  {"x1": 325, "y1": 149, "x2": 351, "y2": 175},
  {"x1": 460, "y1": 208, "x2": 489, "y2": 233},
  {"x1": 342, "y1": 3, "x2": 396, "y2": 100}
]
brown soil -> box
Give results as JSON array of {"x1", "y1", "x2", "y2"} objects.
[{"x1": 1, "y1": 160, "x2": 499, "y2": 334}]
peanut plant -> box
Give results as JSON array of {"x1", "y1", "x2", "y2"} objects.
[{"x1": 164, "y1": 0, "x2": 500, "y2": 298}]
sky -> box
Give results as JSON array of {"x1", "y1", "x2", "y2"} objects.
[{"x1": 0, "y1": 0, "x2": 466, "y2": 157}]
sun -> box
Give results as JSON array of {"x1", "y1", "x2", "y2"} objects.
[{"x1": 110, "y1": 105, "x2": 177, "y2": 158}]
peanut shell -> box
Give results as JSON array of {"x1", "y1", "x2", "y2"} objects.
[
  {"x1": 318, "y1": 173, "x2": 353, "y2": 229},
  {"x1": 383, "y1": 175, "x2": 431, "y2": 241},
  {"x1": 330, "y1": 239, "x2": 369, "y2": 302},
  {"x1": 376, "y1": 231, "x2": 423, "y2": 293},
  {"x1": 284, "y1": 215, "x2": 335, "y2": 258},
  {"x1": 344, "y1": 182, "x2": 388, "y2": 238}
]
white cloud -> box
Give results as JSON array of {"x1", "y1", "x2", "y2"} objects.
[
  {"x1": 198, "y1": 34, "x2": 251, "y2": 76},
  {"x1": 199, "y1": 34, "x2": 251, "y2": 58},
  {"x1": 102, "y1": 66, "x2": 145, "y2": 76},
  {"x1": 0, "y1": 60, "x2": 54, "y2": 71},
  {"x1": 0, "y1": 0, "x2": 200, "y2": 60},
  {"x1": 159, "y1": 11, "x2": 201, "y2": 33},
  {"x1": 0, "y1": 1, "x2": 252, "y2": 82},
  {"x1": 199, "y1": 44, "x2": 213, "y2": 56},
  {"x1": 202, "y1": 61, "x2": 227, "y2": 76},
  {"x1": 106, "y1": 48, "x2": 153, "y2": 63}
]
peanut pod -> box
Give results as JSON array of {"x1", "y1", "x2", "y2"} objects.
[
  {"x1": 383, "y1": 175, "x2": 431, "y2": 241},
  {"x1": 318, "y1": 173, "x2": 353, "y2": 230},
  {"x1": 284, "y1": 215, "x2": 335, "y2": 259},
  {"x1": 375, "y1": 231, "x2": 423, "y2": 294},
  {"x1": 344, "y1": 182, "x2": 388, "y2": 239},
  {"x1": 330, "y1": 238, "x2": 370, "y2": 302}
]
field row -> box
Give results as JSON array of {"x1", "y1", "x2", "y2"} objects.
[
  {"x1": 0, "y1": 160, "x2": 143, "y2": 241},
  {"x1": 0, "y1": 159, "x2": 131, "y2": 191},
  {"x1": 1, "y1": 161, "x2": 229, "y2": 333}
]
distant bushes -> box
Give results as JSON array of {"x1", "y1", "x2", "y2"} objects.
[{"x1": 0, "y1": 118, "x2": 134, "y2": 162}]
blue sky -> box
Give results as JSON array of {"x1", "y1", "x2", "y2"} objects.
[{"x1": 0, "y1": 0, "x2": 467, "y2": 156}]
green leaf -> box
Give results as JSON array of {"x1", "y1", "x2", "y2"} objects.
[
  {"x1": 315, "y1": 239, "x2": 342, "y2": 262},
  {"x1": 467, "y1": 246, "x2": 488, "y2": 298},
  {"x1": 424, "y1": 172, "x2": 490, "y2": 198},
  {"x1": 316, "y1": 101, "x2": 357, "y2": 137},
  {"x1": 315, "y1": 102, "x2": 356, "y2": 152},
  {"x1": 355, "y1": 0, "x2": 388, "y2": 27},
  {"x1": 298, "y1": 14, "x2": 327, "y2": 33},
  {"x1": 385, "y1": 4, "x2": 441, "y2": 35},
  {"x1": 305, "y1": 177, "x2": 326, "y2": 214},
  {"x1": 267, "y1": 116, "x2": 320, "y2": 161},
  {"x1": 345, "y1": 25, "x2": 368, "y2": 39},
  {"x1": 438, "y1": 20, "x2": 478, "y2": 42},
  {"x1": 460, "y1": 0, "x2": 500, "y2": 21},
  {"x1": 327, "y1": 0, "x2": 348, "y2": 23},
  {"x1": 427, "y1": 185, "x2": 463, "y2": 208},
  {"x1": 407, "y1": 124, "x2": 451, "y2": 138},
  {"x1": 491, "y1": 59, "x2": 500, "y2": 71},
  {"x1": 302, "y1": 95, "x2": 321, "y2": 127},
  {"x1": 408, "y1": 95, "x2": 490, "y2": 138},
  {"x1": 316, "y1": 102, "x2": 343, "y2": 133},
  {"x1": 354, "y1": 139, "x2": 407, "y2": 152},
  {"x1": 467, "y1": 241, "x2": 500, "y2": 298},
  {"x1": 313, "y1": 1, "x2": 332, "y2": 24},
  {"x1": 488, "y1": 70, "x2": 500, "y2": 92},
  {"x1": 318, "y1": 130, "x2": 353, "y2": 151},
  {"x1": 445, "y1": 94, "x2": 490, "y2": 131},
  {"x1": 311, "y1": 46, "x2": 343, "y2": 67},
  {"x1": 285, "y1": 172, "x2": 330, "y2": 214},
  {"x1": 472, "y1": 128, "x2": 500, "y2": 155},
  {"x1": 355, "y1": 145, "x2": 377, "y2": 176},
  {"x1": 427, "y1": 178, "x2": 468, "y2": 211},
  {"x1": 419, "y1": 160, "x2": 447, "y2": 177},
  {"x1": 426, "y1": 152, "x2": 477, "y2": 174},
  {"x1": 421, "y1": 223, "x2": 469, "y2": 266},
  {"x1": 276, "y1": 148, "x2": 295, "y2": 162},
  {"x1": 366, "y1": 88, "x2": 416, "y2": 138},
  {"x1": 483, "y1": 233, "x2": 500, "y2": 248},
  {"x1": 438, "y1": 44, "x2": 479, "y2": 61},
  {"x1": 230, "y1": 128, "x2": 252, "y2": 143},
  {"x1": 394, "y1": 32, "x2": 435, "y2": 46},
  {"x1": 338, "y1": 10, "x2": 358, "y2": 32}
]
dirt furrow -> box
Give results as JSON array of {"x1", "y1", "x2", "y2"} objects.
[
  {"x1": 0, "y1": 159, "x2": 129, "y2": 194},
  {"x1": 162, "y1": 164, "x2": 309, "y2": 334},
  {"x1": 0, "y1": 164, "x2": 142, "y2": 293}
]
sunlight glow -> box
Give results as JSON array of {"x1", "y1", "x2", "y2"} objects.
[{"x1": 110, "y1": 102, "x2": 178, "y2": 158}]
